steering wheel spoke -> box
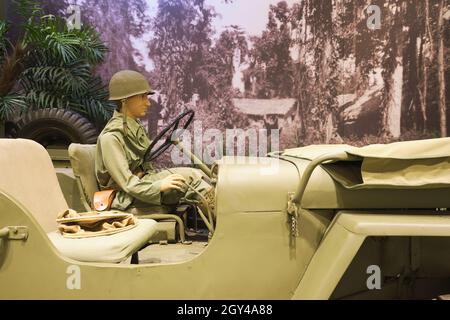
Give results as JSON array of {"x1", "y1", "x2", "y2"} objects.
[{"x1": 144, "y1": 109, "x2": 194, "y2": 162}]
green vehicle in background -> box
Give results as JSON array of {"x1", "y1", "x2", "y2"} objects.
[{"x1": 1, "y1": 134, "x2": 450, "y2": 300}]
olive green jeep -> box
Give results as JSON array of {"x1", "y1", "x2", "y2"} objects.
[{"x1": 1, "y1": 136, "x2": 450, "y2": 299}]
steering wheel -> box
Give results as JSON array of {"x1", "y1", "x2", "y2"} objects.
[{"x1": 144, "y1": 109, "x2": 194, "y2": 162}]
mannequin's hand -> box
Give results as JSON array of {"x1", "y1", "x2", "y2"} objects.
[{"x1": 160, "y1": 174, "x2": 186, "y2": 192}]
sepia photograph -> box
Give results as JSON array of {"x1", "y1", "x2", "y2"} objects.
[{"x1": 1, "y1": 0, "x2": 450, "y2": 302}]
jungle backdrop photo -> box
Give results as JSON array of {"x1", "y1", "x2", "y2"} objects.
[{"x1": 1, "y1": 0, "x2": 449, "y2": 155}]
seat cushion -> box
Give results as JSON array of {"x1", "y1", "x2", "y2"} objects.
[
  {"x1": 68, "y1": 144, "x2": 98, "y2": 208},
  {"x1": 47, "y1": 219, "x2": 157, "y2": 263}
]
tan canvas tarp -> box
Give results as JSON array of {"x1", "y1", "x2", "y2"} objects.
[{"x1": 282, "y1": 138, "x2": 450, "y2": 189}]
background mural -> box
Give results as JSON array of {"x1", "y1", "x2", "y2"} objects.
[{"x1": 3, "y1": 0, "x2": 449, "y2": 154}]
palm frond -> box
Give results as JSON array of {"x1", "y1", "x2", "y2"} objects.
[
  {"x1": 22, "y1": 23, "x2": 45, "y2": 46},
  {"x1": 0, "y1": 22, "x2": 7, "y2": 65},
  {"x1": 71, "y1": 26, "x2": 108, "y2": 64},
  {"x1": 24, "y1": 89, "x2": 69, "y2": 109},
  {"x1": 0, "y1": 21, "x2": 8, "y2": 46},
  {"x1": 0, "y1": 20, "x2": 7, "y2": 34},
  {"x1": 70, "y1": 77, "x2": 115, "y2": 125},
  {"x1": 24, "y1": 47, "x2": 51, "y2": 67},
  {"x1": 13, "y1": 0, "x2": 42, "y2": 25},
  {"x1": 39, "y1": 14, "x2": 67, "y2": 33},
  {"x1": 70, "y1": 98, "x2": 114, "y2": 126},
  {"x1": 44, "y1": 32, "x2": 80, "y2": 64},
  {"x1": 2, "y1": 1, "x2": 113, "y2": 126},
  {"x1": 21, "y1": 65, "x2": 113, "y2": 125},
  {"x1": 22, "y1": 15, "x2": 80, "y2": 64},
  {"x1": 86, "y1": 76, "x2": 111, "y2": 100},
  {"x1": 0, "y1": 94, "x2": 27, "y2": 119},
  {"x1": 21, "y1": 61, "x2": 91, "y2": 96}
]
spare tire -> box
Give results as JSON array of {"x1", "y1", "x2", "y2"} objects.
[{"x1": 16, "y1": 108, "x2": 98, "y2": 147}]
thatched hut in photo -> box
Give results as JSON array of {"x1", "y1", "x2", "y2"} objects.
[{"x1": 232, "y1": 98, "x2": 299, "y2": 132}]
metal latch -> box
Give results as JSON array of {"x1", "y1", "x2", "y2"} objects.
[
  {"x1": 0, "y1": 226, "x2": 29, "y2": 240},
  {"x1": 287, "y1": 192, "x2": 299, "y2": 238}
]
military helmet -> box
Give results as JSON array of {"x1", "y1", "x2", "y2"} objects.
[{"x1": 109, "y1": 70, "x2": 155, "y2": 101}]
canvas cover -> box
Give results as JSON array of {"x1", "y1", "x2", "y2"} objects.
[{"x1": 282, "y1": 138, "x2": 450, "y2": 189}]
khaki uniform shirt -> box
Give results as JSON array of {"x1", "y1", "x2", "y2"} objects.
[{"x1": 95, "y1": 111, "x2": 162, "y2": 210}]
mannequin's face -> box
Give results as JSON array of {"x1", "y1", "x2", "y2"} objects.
[{"x1": 122, "y1": 93, "x2": 151, "y2": 119}]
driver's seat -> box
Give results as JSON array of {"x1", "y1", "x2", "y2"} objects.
[
  {"x1": 68, "y1": 144, "x2": 190, "y2": 241},
  {"x1": 68, "y1": 143, "x2": 169, "y2": 214}
]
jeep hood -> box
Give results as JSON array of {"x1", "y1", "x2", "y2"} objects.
[{"x1": 215, "y1": 138, "x2": 450, "y2": 211}]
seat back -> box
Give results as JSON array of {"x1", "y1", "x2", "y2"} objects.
[
  {"x1": 0, "y1": 139, "x2": 68, "y2": 232},
  {"x1": 68, "y1": 143, "x2": 99, "y2": 211}
]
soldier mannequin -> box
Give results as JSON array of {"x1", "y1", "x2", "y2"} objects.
[{"x1": 95, "y1": 70, "x2": 214, "y2": 214}]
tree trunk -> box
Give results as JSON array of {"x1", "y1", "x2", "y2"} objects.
[
  {"x1": 423, "y1": 0, "x2": 434, "y2": 131},
  {"x1": 321, "y1": 38, "x2": 336, "y2": 143},
  {"x1": 402, "y1": 0, "x2": 422, "y2": 132},
  {"x1": 382, "y1": 2, "x2": 405, "y2": 139},
  {"x1": 437, "y1": 0, "x2": 446, "y2": 137},
  {"x1": 384, "y1": 56, "x2": 404, "y2": 138},
  {"x1": 425, "y1": 0, "x2": 434, "y2": 60},
  {"x1": 418, "y1": 35, "x2": 428, "y2": 130},
  {"x1": 304, "y1": 0, "x2": 337, "y2": 144},
  {"x1": 353, "y1": 0, "x2": 366, "y2": 97}
]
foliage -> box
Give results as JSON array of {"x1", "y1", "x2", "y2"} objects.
[
  {"x1": 0, "y1": 21, "x2": 8, "y2": 66},
  {"x1": 146, "y1": 0, "x2": 251, "y2": 158},
  {"x1": 247, "y1": 1, "x2": 294, "y2": 98},
  {"x1": 0, "y1": 0, "x2": 114, "y2": 126},
  {"x1": 18, "y1": 0, "x2": 445, "y2": 145},
  {"x1": 149, "y1": 0, "x2": 217, "y2": 112},
  {"x1": 211, "y1": 25, "x2": 248, "y2": 95},
  {"x1": 286, "y1": 0, "x2": 449, "y2": 143},
  {"x1": 80, "y1": 0, "x2": 151, "y2": 80},
  {"x1": 287, "y1": 0, "x2": 340, "y2": 144},
  {"x1": 146, "y1": 0, "x2": 448, "y2": 143},
  {"x1": 0, "y1": 21, "x2": 27, "y2": 118},
  {"x1": 0, "y1": 94, "x2": 28, "y2": 120}
]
